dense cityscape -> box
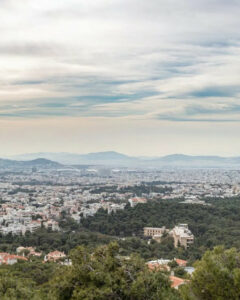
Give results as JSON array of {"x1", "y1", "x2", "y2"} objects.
[
  {"x1": 0, "y1": 157, "x2": 240, "y2": 299},
  {"x1": 1, "y1": 165, "x2": 240, "y2": 236}
]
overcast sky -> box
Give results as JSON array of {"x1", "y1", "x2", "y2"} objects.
[{"x1": 0, "y1": 0, "x2": 240, "y2": 156}]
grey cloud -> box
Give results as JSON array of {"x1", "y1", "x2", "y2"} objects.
[
  {"x1": 0, "y1": 43, "x2": 62, "y2": 56},
  {"x1": 0, "y1": 0, "x2": 240, "y2": 124},
  {"x1": 156, "y1": 103, "x2": 240, "y2": 122},
  {"x1": 184, "y1": 86, "x2": 240, "y2": 98}
]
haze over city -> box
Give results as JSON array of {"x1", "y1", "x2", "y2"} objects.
[{"x1": 0, "y1": 0, "x2": 240, "y2": 156}]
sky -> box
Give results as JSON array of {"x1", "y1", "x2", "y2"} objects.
[{"x1": 0, "y1": 0, "x2": 240, "y2": 157}]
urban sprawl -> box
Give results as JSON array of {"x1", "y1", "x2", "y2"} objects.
[{"x1": 1, "y1": 167, "x2": 240, "y2": 236}]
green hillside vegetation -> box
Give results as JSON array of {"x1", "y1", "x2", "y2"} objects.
[
  {"x1": 1, "y1": 243, "x2": 240, "y2": 299},
  {"x1": 82, "y1": 198, "x2": 240, "y2": 260},
  {"x1": 0, "y1": 228, "x2": 113, "y2": 254},
  {"x1": 90, "y1": 184, "x2": 172, "y2": 195},
  {"x1": 0, "y1": 243, "x2": 181, "y2": 300},
  {"x1": 181, "y1": 246, "x2": 240, "y2": 300},
  {"x1": 1, "y1": 197, "x2": 240, "y2": 298},
  {"x1": 2, "y1": 198, "x2": 240, "y2": 262}
]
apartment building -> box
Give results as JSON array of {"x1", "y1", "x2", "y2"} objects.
[{"x1": 171, "y1": 224, "x2": 194, "y2": 249}]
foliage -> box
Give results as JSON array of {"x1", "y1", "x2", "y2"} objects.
[
  {"x1": 48, "y1": 242, "x2": 181, "y2": 300},
  {"x1": 1, "y1": 243, "x2": 240, "y2": 299},
  {"x1": 118, "y1": 236, "x2": 182, "y2": 260},
  {"x1": 0, "y1": 228, "x2": 113, "y2": 254},
  {"x1": 82, "y1": 198, "x2": 240, "y2": 261},
  {"x1": 173, "y1": 267, "x2": 187, "y2": 278},
  {"x1": 0, "y1": 259, "x2": 56, "y2": 299},
  {"x1": 180, "y1": 246, "x2": 240, "y2": 300}
]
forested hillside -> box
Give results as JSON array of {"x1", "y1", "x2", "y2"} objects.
[
  {"x1": 82, "y1": 198, "x2": 240, "y2": 260},
  {"x1": 1, "y1": 243, "x2": 240, "y2": 299},
  {"x1": 2, "y1": 198, "x2": 240, "y2": 262}
]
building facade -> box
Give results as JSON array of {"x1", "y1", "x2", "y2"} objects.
[
  {"x1": 143, "y1": 226, "x2": 168, "y2": 237},
  {"x1": 171, "y1": 224, "x2": 194, "y2": 249}
]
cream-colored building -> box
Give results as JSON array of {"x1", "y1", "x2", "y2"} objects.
[
  {"x1": 171, "y1": 224, "x2": 194, "y2": 249},
  {"x1": 143, "y1": 226, "x2": 168, "y2": 237},
  {"x1": 129, "y1": 197, "x2": 147, "y2": 207}
]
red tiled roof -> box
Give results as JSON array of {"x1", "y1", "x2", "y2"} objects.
[
  {"x1": 147, "y1": 262, "x2": 169, "y2": 271},
  {"x1": 175, "y1": 258, "x2": 187, "y2": 267},
  {"x1": 170, "y1": 276, "x2": 187, "y2": 289},
  {"x1": 131, "y1": 197, "x2": 147, "y2": 202},
  {"x1": 0, "y1": 253, "x2": 28, "y2": 264}
]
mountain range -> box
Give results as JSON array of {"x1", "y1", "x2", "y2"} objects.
[
  {"x1": 0, "y1": 158, "x2": 62, "y2": 170},
  {"x1": 5, "y1": 151, "x2": 240, "y2": 168}
]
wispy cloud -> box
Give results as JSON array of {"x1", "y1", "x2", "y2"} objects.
[{"x1": 0, "y1": 0, "x2": 240, "y2": 155}]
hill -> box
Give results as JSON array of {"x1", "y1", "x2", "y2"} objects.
[
  {"x1": 10, "y1": 152, "x2": 240, "y2": 168},
  {"x1": 0, "y1": 158, "x2": 62, "y2": 169}
]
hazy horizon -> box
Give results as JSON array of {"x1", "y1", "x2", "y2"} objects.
[{"x1": 3, "y1": 150, "x2": 240, "y2": 159}]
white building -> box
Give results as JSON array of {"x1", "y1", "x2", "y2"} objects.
[
  {"x1": 171, "y1": 224, "x2": 194, "y2": 249},
  {"x1": 128, "y1": 197, "x2": 147, "y2": 207}
]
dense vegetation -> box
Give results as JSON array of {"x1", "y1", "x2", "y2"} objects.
[
  {"x1": 49, "y1": 242, "x2": 181, "y2": 300},
  {"x1": 0, "y1": 259, "x2": 58, "y2": 299},
  {"x1": 0, "y1": 226, "x2": 183, "y2": 261},
  {"x1": 1, "y1": 243, "x2": 240, "y2": 299},
  {"x1": 0, "y1": 227, "x2": 113, "y2": 254},
  {"x1": 2, "y1": 197, "x2": 240, "y2": 262},
  {"x1": 82, "y1": 198, "x2": 240, "y2": 260},
  {"x1": 181, "y1": 246, "x2": 240, "y2": 300},
  {"x1": 0, "y1": 243, "x2": 181, "y2": 300},
  {"x1": 1, "y1": 197, "x2": 240, "y2": 298},
  {"x1": 90, "y1": 184, "x2": 172, "y2": 196}
]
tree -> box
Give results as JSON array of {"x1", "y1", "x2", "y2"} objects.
[
  {"x1": 180, "y1": 246, "x2": 240, "y2": 300},
  {"x1": 48, "y1": 242, "x2": 181, "y2": 300},
  {"x1": 0, "y1": 269, "x2": 36, "y2": 300}
]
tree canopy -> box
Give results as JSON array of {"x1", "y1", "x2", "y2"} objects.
[
  {"x1": 180, "y1": 246, "x2": 240, "y2": 300},
  {"x1": 82, "y1": 198, "x2": 240, "y2": 261},
  {"x1": 48, "y1": 242, "x2": 181, "y2": 300}
]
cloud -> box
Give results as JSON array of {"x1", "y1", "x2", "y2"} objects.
[
  {"x1": 0, "y1": 43, "x2": 60, "y2": 56},
  {"x1": 156, "y1": 101, "x2": 240, "y2": 122},
  {"x1": 0, "y1": 0, "x2": 240, "y2": 155}
]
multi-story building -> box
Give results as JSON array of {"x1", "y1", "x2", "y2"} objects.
[
  {"x1": 171, "y1": 224, "x2": 194, "y2": 249},
  {"x1": 143, "y1": 226, "x2": 168, "y2": 237}
]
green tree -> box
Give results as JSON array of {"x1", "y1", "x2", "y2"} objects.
[
  {"x1": 0, "y1": 269, "x2": 36, "y2": 300},
  {"x1": 48, "y1": 242, "x2": 181, "y2": 300},
  {"x1": 180, "y1": 246, "x2": 240, "y2": 300}
]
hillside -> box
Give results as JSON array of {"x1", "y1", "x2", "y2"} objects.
[
  {"x1": 82, "y1": 198, "x2": 240, "y2": 260},
  {"x1": 0, "y1": 158, "x2": 62, "y2": 169},
  {"x1": 10, "y1": 152, "x2": 240, "y2": 168}
]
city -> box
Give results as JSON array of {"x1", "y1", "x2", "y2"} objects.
[{"x1": 1, "y1": 164, "x2": 240, "y2": 236}]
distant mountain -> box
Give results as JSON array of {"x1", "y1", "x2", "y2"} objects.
[
  {"x1": 77, "y1": 151, "x2": 137, "y2": 165},
  {"x1": 9, "y1": 152, "x2": 240, "y2": 168},
  {"x1": 11, "y1": 151, "x2": 138, "y2": 166},
  {"x1": 81, "y1": 151, "x2": 131, "y2": 160},
  {"x1": 0, "y1": 158, "x2": 62, "y2": 169},
  {"x1": 150, "y1": 154, "x2": 240, "y2": 168}
]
